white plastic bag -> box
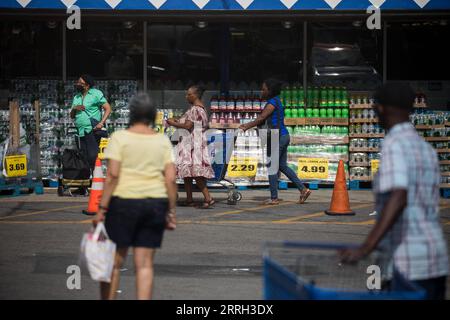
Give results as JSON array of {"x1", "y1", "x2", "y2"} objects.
[{"x1": 80, "y1": 222, "x2": 116, "y2": 283}]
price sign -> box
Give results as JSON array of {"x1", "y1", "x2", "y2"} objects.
[
  {"x1": 97, "y1": 138, "x2": 110, "y2": 160},
  {"x1": 297, "y1": 158, "x2": 329, "y2": 179},
  {"x1": 227, "y1": 156, "x2": 258, "y2": 178},
  {"x1": 5, "y1": 154, "x2": 27, "y2": 177},
  {"x1": 371, "y1": 160, "x2": 380, "y2": 176}
]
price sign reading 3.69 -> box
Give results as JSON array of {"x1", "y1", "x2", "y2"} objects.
[{"x1": 5, "y1": 154, "x2": 28, "y2": 178}]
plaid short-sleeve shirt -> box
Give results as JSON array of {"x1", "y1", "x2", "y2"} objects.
[{"x1": 373, "y1": 122, "x2": 448, "y2": 281}]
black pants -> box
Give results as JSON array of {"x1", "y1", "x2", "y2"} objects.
[
  {"x1": 79, "y1": 132, "x2": 100, "y2": 173},
  {"x1": 383, "y1": 276, "x2": 447, "y2": 300}
]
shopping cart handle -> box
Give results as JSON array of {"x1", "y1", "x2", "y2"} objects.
[{"x1": 264, "y1": 241, "x2": 360, "y2": 251}]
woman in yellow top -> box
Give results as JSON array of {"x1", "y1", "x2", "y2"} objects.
[{"x1": 94, "y1": 92, "x2": 177, "y2": 300}]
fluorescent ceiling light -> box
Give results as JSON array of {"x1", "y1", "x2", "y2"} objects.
[{"x1": 329, "y1": 47, "x2": 344, "y2": 51}]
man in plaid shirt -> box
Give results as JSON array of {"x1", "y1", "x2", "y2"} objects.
[{"x1": 340, "y1": 83, "x2": 448, "y2": 299}]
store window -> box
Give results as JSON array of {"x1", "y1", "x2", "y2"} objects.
[
  {"x1": 387, "y1": 21, "x2": 450, "y2": 109},
  {"x1": 67, "y1": 21, "x2": 143, "y2": 83},
  {"x1": 229, "y1": 22, "x2": 304, "y2": 90},
  {"x1": 307, "y1": 22, "x2": 383, "y2": 91},
  {"x1": 147, "y1": 23, "x2": 221, "y2": 109},
  {"x1": 0, "y1": 21, "x2": 62, "y2": 80}
]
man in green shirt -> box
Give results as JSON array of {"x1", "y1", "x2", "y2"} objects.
[{"x1": 70, "y1": 74, "x2": 112, "y2": 177}]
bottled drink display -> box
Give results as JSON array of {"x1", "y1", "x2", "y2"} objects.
[
  {"x1": 0, "y1": 79, "x2": 140, "y2": 180},
  {"x1": 281, "y1": 86, "x2": 349, "y2": 119}
]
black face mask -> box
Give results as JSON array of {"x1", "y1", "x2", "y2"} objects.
[{"x1": 75, "y1": 84, "x2": 85, "y2": 93}]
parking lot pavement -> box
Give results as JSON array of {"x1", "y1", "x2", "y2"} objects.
[{"x1": 0, "y1": 188, "x2": 449, "y2": 299}]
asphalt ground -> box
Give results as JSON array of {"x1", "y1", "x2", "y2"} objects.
[{"x1": 0, "y1": 187, "x2": 449, "y2": 300}]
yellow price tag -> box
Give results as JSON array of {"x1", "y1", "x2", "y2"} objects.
[
  {"x1": 371, "y1": 160, "x2": 380, "y2": 176},
  {"x1": 98, "y1": 138, "x2": 110, "y2": 160},
  {"x1": 227, "y1": 156, "x2": 258, "y2": 178},
  {"x1": 297, "y1": 158, "x2": 329, "y2": 179},
  {"x1": 5, "y1": 154, "x2": 27, "y2": 177}
]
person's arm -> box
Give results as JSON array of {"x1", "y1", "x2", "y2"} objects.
[
  {"x1": 94, "y1": 159, "x2": 120, "y2": 224},
  {"x1": 166, "y1": 118, "x2": 194, "y2": 130},
  {"x1": 239, "y1": 104, "x2": 275, "y2": 131},
  {"x1": 164, "y1": 162, "x2": 177, "y2": 230},
  {"x1": 339, "y1": 189, "x2": 407, "y2": 262},
  {"x1": 94, "y1": 102, "x2": 112, "y2": 130},
  {"x1": 70, "y1": 105, "x2": 85, "y2": 119}
]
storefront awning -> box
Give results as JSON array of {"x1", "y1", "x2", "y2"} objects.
[{"x1": 2, "y1": 0, "x2": 450, "y2": 11}]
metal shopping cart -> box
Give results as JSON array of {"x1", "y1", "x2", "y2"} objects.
[
  {"x1": 207, "y1": 129, "x2": 242, "y2": 205},
  {"x1": 263, "y1": 241, "x2": 426, "y2": 300}
]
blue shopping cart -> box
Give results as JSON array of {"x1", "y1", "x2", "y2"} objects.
[
  {"x1": 207, "y1": 129, "x2": 242, "y2": 205},
  {"x1": 263, "y1": 241, "x2": 426, "y2": 300}
]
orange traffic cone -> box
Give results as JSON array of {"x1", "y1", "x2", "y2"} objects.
[
  {"x1": 325, "y1": 160, "x2": 355, "y2": 216},
  {"x1": 82, "y1": 158, "x2": 104, "y2": 216}
]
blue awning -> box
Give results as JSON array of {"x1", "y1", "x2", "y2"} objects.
[{"x1": 1, "y1": 0, "x2": 450, "y2": 11}]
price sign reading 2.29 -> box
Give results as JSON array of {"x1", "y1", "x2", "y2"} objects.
[
  {"x1": 297, "y1": 158, "x2": 329, "y2": 179},
  {"x1": 5, "y1": 154, "x2": 28, "y2": 178},
  {"x1": 227, "y1": 156, "x2": 258, "y2": 178}
]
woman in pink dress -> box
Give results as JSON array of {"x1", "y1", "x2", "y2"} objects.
[{"x1": 166, "y1": 85, "x2": 215, "y2": 209}]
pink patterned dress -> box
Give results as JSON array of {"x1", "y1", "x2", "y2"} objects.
[{"x1": 176, "y1": 105, "x2": 215, "y2": 179}]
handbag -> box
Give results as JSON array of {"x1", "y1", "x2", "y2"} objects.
[
  {"x1": 83, "y1": 109, "x2": 109, "y2": 139},
  {"x1": 79, "y1": 222, "x2": 116, "y2": 283},
  {"x1": 62, "y1": 149, "x2": 90, "y2": 181}
]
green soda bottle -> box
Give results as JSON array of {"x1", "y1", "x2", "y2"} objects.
[
  {"x1": 291, "y1": 85, "x2": 298, "y2": 106},
  {"x1": 280, "y1": 89, "x2": 286, "y2": 106},
  {"x1": 313, "y1": 108, "x2": 320, "y2": 118},
  {"x1": 307, "y1": 87, "x2": 313, "y2": 108},
  {"x1": 334, "y1": 87, "x2": 341, "y2": 107},
  {"x1": 320, "y1": 108, "x2": 327, "y2": 118},
  {"x1": 313, "y1": 87, "x2": 320, "y2": 108},
  {"x1": 328, "y1": 87, "x2": 334, "y2": 107},
  {"x1": 320, "y1": 87, "x2": 327, "y2": 108},
  {"x1": 298, "y1": 87, "x2": 305, "y2": 107},
  {"x1": 342, "y1": 108, "x2": 349, "y2": 118},
  {"x1": 342, "y1": 87, "x2": 348, "y2": 106},
  {"x1": 298, "y1": 108, "x2": 305, "y2": 118},
  {"x1": 327, "y1": 107, "x2": 334, "y2": 118},
  {"x1": 285, "y1": 86, "x2": 291, "y2": 108}
]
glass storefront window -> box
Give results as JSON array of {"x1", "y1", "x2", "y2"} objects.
[
  {"x1": 147, "y1": 23, "x2": 221, "y2": 109},
  {"x1": 0, "y1": 21, "x2": 62, "y2": 80},
  {"x1": 67, "y1": 21, "x2": 143, "y2": 83},
  {"x1": 307, "y1": 22, "x2": 383, "y2": 91},
  {"x1": 388, "y1": 21, "x2": 450, "y2": 109},
  {"x1": 229, "y1": 23, "x2": 304, "y2": 90}
]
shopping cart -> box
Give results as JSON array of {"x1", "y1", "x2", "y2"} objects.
[
  {"x1": 207, "y1": 129, "x2": 242, "y2": 205},
  {"x1": 263, "y1": 241, "x2": 426, "y2": 300}
]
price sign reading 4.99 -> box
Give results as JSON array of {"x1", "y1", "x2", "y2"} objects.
[
  {"x1": 97, "y1": 138, "x2": 110, "y2": 160},
  {"x1": 371, "y1": 160, "x2": 380, "y2": 177},
  {"x1": 297, "y1": 158, "x2": 329, "y2": 179},
  {"x1": 227, "y1": 156, "x2": 258, "y2": 178},
  {"x1": 5, "y1": 154, "x2": 27, "y2": 178}
]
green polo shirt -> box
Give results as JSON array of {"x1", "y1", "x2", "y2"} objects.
[{"x1": 71, "y1": 88, "x2": 107, "y2": 137}]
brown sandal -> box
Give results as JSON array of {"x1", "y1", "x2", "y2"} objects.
[
  {"x1": 263, "y1": 199, "x2": 280, "y2": 205},
  {"x1": 198, "y1": 198, "x2": 215, "y2": 209},
  {"x1": 299, "y1": 189, "x2": 312, "y2": 204}
]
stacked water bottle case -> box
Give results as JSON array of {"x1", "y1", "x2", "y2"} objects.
[
  {"x1": 348, "y1": 92, "x2": 385, "y2": 181},
  {"x1": 411, "y1": 110, "x2": 450, "y2": 186},
  {"x1": 280, "y1": 85, "x2": 350, "y2": 182},
  {"x1": 208, "y1": 94, "x2": 270, "y2": 185},
  {"x1": 6, "y1": 79, "x2": 139, "y2": 182}
]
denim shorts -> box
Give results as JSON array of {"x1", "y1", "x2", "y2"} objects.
[{"x1": 105, "y1": 197, "x2": 168, "y2": 248}]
